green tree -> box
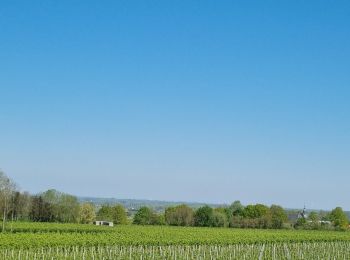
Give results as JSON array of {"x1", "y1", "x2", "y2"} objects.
[
  {"x1": 11, "y1": 191, "x2": 31, "y2": 221},
  {"x1": 111, "y1": 205, "x2": 128, "y2": 225},
  {"x1": 41, "y1": 189, "x2": 79, "y2": 223},
  {"x1": 230, "y1": 201, "x2": 244, "y2": 216},
  {"x1": 329, "y1": 207, "x2": 348, "y2": 230},
  {"x1": 229, "y1": 215, "x2": 243, "y2": 228},
  {"x1": 29, "y1": 196, "x2": 54, "y2": 222},
  {"x1": 97, "y1": 205, "x2": 113, "y2": 221},
  {"x1": 41, "y1": 189, "x2": 60, "y2": 220},
  {"x1": 165, "y1": 204, "x2": 194, "y2": 226},
  {"x1": 58, "y1": 194, "x2": 80, "y2": 223},
  {"x1": 0, "y1": 171, "x2": 17, "y2": 232},
  {"x1": 194, "y1": 206, "x2": 214, "y2": 227},
  {"x1": 212, "y1": 210, "x2": 228, "y2": 227},
  {"x1": 308, "y1": 211, "x2": 319, "y2": 223},
  {"x1": 79, "y1": 203, "x2": 96, "y2": 224},
  {"x1": 151, "y1": 212, "x2": 165, "y2": 225},
  {"x1": 133, "y1": 207, "x2": 153, "y2": 225},
  {"x1": 243, "y1": 204, "x2": 269, "y2": 219},
  {"x1": 304, "y1": 211, "x2": 321, "y2": 230},
  {"x1": 270, "y1": 205, "x2": 287, "y2": 229}
]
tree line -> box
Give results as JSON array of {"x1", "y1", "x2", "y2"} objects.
[
  {"x1": 1, "y1": 171, "x2": 349, "y2": 231},
  {"x1": 132, "y1": 202, "x2": 349, "y2": 230}
]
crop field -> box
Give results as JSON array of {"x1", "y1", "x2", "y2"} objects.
[{"x1": 1, "y1": 222, "x2": 350, "y2": 259}]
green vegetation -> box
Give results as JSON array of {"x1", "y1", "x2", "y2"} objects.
[
  {"x1": 1, "y1": 171, "x2": 349, "y2": 233},
  {"x1": 1, "y1": 223, "x2": 350, "y2": 248},
  {"x1": 0, "y1": 169, "x2": 349, "y2": 241},
  {"x1": 1, "y1": 242, "x2": 350, "y2": 259},
  {"x1": 0, "y1": 223, "x2": 350, "y2": 259},
  {"x1": 165, "y1": 204, "x2": 194, "y2": 226},
  {"x1": 78, "y1": 203, "x2": 96, "y2": 224},
  {"x1": 133, "y1": 206, "x2": 164, "y2": 225},
  {"x1": 97, "y1": 204, "x2": 128, "y2": 224},
  {"x1": 1, "y1": 171, "x2": 350, "y2": 258},
  {"x1": 330, "y1": 207, "x2": 349, "y2": 230},
  {"x1": 1, "y1": 171, "x2": 350, "y2": 259}
]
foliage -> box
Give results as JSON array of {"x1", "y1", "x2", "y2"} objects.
[
  {"x1": 0, "y1": 223, "x2": 350, "y2": 249},
  {"x1": 230, "y1": 200, "x2": 244, "y2": 216},
  {"x1": 10, "y1": 192, "x2": 31, "y2": 221},
  {"x1": 29, "y1": 196, "x2": 54, "y2": 222},
  {"x1": 40, "y1": 189, "x2": 80, "y2": 223},
  {"x1": 79, "y1": 203, "x2": 96, "y2": 224},
  {"x1": 212, "y1": 210, "x2": 228, "y2": 227},
  {"x1": 194, "y1": 206, "x2": 214, "y2": 227},
  {"x1": 0, "y1": 173, "x2": 348, "y2": 234},
  {"x1": 308, "y1": 211, "x2": 320, "y2": 223},
  {"x1": 243, "y1": 204, "x2": 269, "y2": 219},
  {"x1": 330, "y1": 207, "x2": 349, "y2": 230},
  {"x1": 97, "y1": 205, "x2": 113, "y2": 222},
  {"x1": 97, "y1": 204, "x2": 128, "y2": 224},
  {"x1": 133, "y1": 207, "x2": 162, "y2": 225},
  {"x1": 270, "y1": 205, "x2": 288, "y2": 229},
  {"x1": 111, "y1": 205, "x2": 128, "y2": 225},
  {"x1": 2, "y1": 242, "x2": 350, "y2": 259},
  {"x1": 0, "y1": 171, "x2": 16, "y2": 231},
  {"x1": 165, "y1": 204, "x2": 194, "y2": 226},
  {"x1": 295, "y1": 216, "x2": 307, "y2": 229}
]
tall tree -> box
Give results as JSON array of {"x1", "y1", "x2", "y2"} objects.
[
  {"x1": 41, "y1": 189, "x2": 79, "y2": 223},
  {"x1": 270, "y1": 205, "x2": 287, "y2": 229},
  {"x1": 30, "y1": 196, "x2": 53, "y2": 222},
  {"x1": 212, "y1": 210, "x2": 228, "y2": 227},
  {"x1": 133, "y1": 207, "x2": 155, "y2": 225},
  {"x1": 0, "y1": 171, "x2": 16, "y2": 232},
  {"x1": 58, "y1": 194, "x2": 80, "y2": 223},
  {"x1": 111, "y1": 205, "x2": 128, "y2": 225},
  {"x1": 165, "y1": 204, "x2": 194, "y2": 226},
  {"x1": 194, "y1": 206, "x2": 214, "y2": 227},
  {"x1": 329, "y1": 207, "x2": 349, "y2": 230},
  {"x1": 97, "y1": 205, "x2": 113, "y2": 222},
  {"x1": 9, "y1": 191, "x2": 31, "y2": 221},
  {"x1": 243, "y1": 204, "x2": 269, "y2": 219},
  {"x1": 79, "y1": 203, "x2": 96, "y2": 224},
  {"x1": 308, "y1": 212, "x2": 320, "y2": 223},
  {"x1": 41, "y1": 189, "x2": 60, "y2": 220},
  {"x1": 230, "y1": 201, "x2": 244, "y2": 216}
]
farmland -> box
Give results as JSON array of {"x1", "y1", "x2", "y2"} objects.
[
  {"x1": 1, "y1": 223, "x2": 350, "y2": 259},
  {"x1": 1, "y1": 242, "x2": 350, "y2": 259}
]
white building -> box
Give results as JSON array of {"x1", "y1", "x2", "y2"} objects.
[{"x1": 93, "y1": 220, "x2": 114, "y2": 227}]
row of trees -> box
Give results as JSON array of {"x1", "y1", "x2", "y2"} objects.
[
  {"x1": 0, "y1": 185, "x2": 85, "y2": 226},
  {"x1": 1, "y1": 171, "x2": 349, "y2": 231},
  {"x1": 133, "y1": 202, "x2": 289, "y2": 229},
  {"x1": 30, "y1": 189, "x2": 80, "y2": 222},
  {"x1": 295, "y1": 207, "x2": 349, "y2": 230},
  {"x1": 96, "y1": 204, "x2": 127, "y2": 224},
  {"x1": 0, "y1": 171, "x2": 97, "y2": 230},
  {"x1": 133, "y1": 203, "x2": 349, "y2": 230}
]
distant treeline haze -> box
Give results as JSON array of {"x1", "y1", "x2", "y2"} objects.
[{"x1": 0, "y1": 171, "x2": 348, "y2": 232}]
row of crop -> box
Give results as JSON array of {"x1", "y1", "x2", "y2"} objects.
[
  {"x1": 0, "y1": 242, "x2": 350, "y2": 259},
  {"x1": 2, "y1": 222, "x2": 113, "y2": 233},
  {"x1": 1, "y1": 226, "x2": 350, "y2": 248}
]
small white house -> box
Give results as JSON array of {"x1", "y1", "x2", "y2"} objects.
[{"x1": 93, "y1": 220, "x2": 114, "y2": 227}]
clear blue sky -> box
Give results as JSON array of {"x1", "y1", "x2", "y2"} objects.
[{"x1": 1, "y1": 1, "x2": 349, "y2": 210}]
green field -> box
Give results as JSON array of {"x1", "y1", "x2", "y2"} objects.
[{"x1": 1, "y1": 222, "x2": 350, "y2": 259}]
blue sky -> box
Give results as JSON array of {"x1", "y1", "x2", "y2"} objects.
[{"x1": 1, "y1": 1, "x2": 349, "y2": 209}]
